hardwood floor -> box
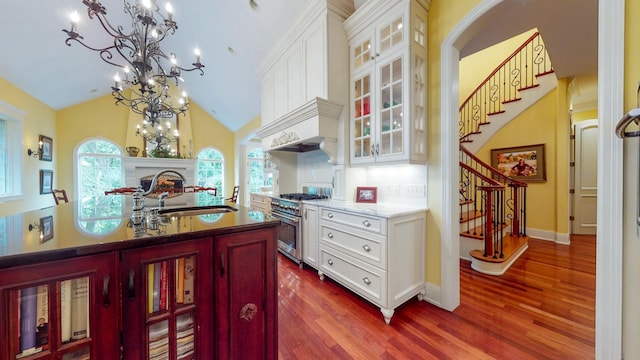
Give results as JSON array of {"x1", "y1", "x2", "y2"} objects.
[{"x1": 277, "y1": 235, "x2": 595, "y2": 359}]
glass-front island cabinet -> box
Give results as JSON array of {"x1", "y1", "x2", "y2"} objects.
[{"x1": 0, "y1": 194, "x2": 279, "y2": 359}]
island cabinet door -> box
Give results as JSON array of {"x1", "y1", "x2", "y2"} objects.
[
  {"x1": 121, "y1": 238, "x2": 213, "y2": 360},
  {"x1": 0, "y1": 252, "x2": 119, "y2": 360},
  {"x1": 214, "y1": 228, "x2": 278, "y2": 360}
]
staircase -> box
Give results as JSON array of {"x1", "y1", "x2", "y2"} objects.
[{"x1": 459, "y1": 32, "x2": 554, "y2": 275}]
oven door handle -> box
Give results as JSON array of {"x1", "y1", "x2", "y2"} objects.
[{"x1": 272, "y1": 211, "x2": 300, "y2": 224}]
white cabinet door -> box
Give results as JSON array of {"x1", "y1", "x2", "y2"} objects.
[{"x1": 302, "y1": 204, "x2": 319, "y2": 268}]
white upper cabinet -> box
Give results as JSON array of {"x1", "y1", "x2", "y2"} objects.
[
  {"x1": 345, "y1": 0, "x2": 428, "y2": 165},
  {"x1": 258, "y1": 0, "x2": 354, "y2": 127}
]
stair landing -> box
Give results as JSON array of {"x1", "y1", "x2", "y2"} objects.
[{"x1": 469, "y1": 234, "x2": 529, "y2": 275}]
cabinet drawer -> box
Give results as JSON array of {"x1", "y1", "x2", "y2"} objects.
[
  {"x1": 320, "y1": 208, "x2": 385, "y2": 235},
  {"x1": 320, "y1": 225, "x2": 385, "y2": 268},
  {"x1": 319, "y1": 245, "x2": 386, "y2": 306}
]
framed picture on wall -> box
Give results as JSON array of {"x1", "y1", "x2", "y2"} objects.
[
  {"x1": 39, "y1": 135, "x2": 53, "y2": 161},
  {"x1": 40, "y1": 169, "x2": 53, "y2": 194},
  {"x1": 490, "y1": 143, "x2": 546, "y2": 182},
  {"x1": 40, "y1": 215, "x2": 54, "y2": 242}
]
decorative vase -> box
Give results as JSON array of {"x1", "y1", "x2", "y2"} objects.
[{"x1": 125, "y1": 146, "x2": 139, "y2": 157}]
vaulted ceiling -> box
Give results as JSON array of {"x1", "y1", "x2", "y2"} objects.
[{"x1": 0, "y1": 0, "x2": 597, "y2": 132}]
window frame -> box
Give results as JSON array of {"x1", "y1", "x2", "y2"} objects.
[
  {"x1": 196, "y1": 147, "x2": 225, "y2": 196},
  {"x1": 0, "y1": 100, "x2": 24, "y2": 202}
]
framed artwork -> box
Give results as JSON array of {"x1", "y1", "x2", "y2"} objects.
[
  {"x1": 40, "y1": 215, "x2": 54, "y2": 242},
  {"x1": 490, "y1": 143, "x2": 546, "y2": 182},
  {"x1": 40, "y1": 170, "x2": 53, "y2": 194},
  {"x1": 355, "y1": 186, "x2": 377, "y2": 203},
  {"x1": 39, "y1": 135, "x2": 53, "y2": 161}
]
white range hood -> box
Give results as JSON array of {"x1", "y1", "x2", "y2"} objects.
[{"x1": 255, "y1": 97, "x2": 343, "y2": 164}]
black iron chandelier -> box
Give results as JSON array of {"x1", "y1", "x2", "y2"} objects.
[{"x1": 62, "y1": 0, "x2": 205, "y2": 149}]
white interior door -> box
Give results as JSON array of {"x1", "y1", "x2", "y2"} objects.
[{"x1": 573, "y1": 119, "x2": 598, "y2": 234}]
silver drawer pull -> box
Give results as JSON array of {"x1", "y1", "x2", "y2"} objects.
[
  {"x1": 327, "y1": 212, "x2": 334, "y2": 219},
  {"x1": 362, "y1": 244, "x2": 371, "y2": 252},
  {"x1": 327, "y1": 232, "x2": 334, "y2": 239},
  {"x1": 363, "y1": 277, "x2": 371, "y2": 285},
  {"x1": 363, "y1": 220, "x2": 371, "y2": 227},
  {"x1": 327, "y1": 259, "x2": 334, "y2": 266}
]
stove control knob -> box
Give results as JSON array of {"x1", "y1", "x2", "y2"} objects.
[{"x1": 294, "y1": 207, "x2": 299, "y2": 212}]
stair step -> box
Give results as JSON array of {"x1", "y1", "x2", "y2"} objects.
[
  {"x1": 518, "y1": 83, "x2": 540, "y2": 91},
  {"x1": 459, "y1": 199, "x2": 474, "y2": 206},
  {"x1": 460, "y1": 210, "x2": 483, "y2": 222},
  {"x1": 469, "y1": 234, "x2": 529, "y2": 263},
  {"x1": 487, "y1": 110, "x2": 505, "y2": 116},
  {"x1": 502, "y1": 97, "x2": 522, "y2": 105},
  {"x1": 460, "y1": 222, "x2": 509, "y2": 240}
]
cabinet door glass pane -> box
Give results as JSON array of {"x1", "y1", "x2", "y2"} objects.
[
  {"x1": 353, "y1": 39, "x2": 372, "y2": 71},
  {"x1": 353, "y1": 74, "x2": 372, "y2": 159},
  {"x1": 13, "y1": 285, "x2": 49, "y2": 358},
  {"x1": 176, "y1": 256, "x2": 196, "y2": 308},
  {"x1": 176, "y1": 312, "x2": 195, "y2": 359},
  {"x1": 148, "y1": 320, "x2": 169, "y2": 359},
  {"x1": 61, "y1": 277, "x2": 90, "y2": 344},
  {"x1": 379, "y1": 56, "x2": 404, "y2": 157},
  {"x1": 148, "y1": 261, "x2": 169, "y2": 315},
  {"x1": 379, "y1": 16, "x2": 403, "y2": 54}
]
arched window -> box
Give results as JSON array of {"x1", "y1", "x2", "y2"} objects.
[
  {"x1": 196, "y1": 148, "x2": 224, "y2": 195},
  {"x1": 76, "y1": 139, "x2": 123, "y2": 235}
]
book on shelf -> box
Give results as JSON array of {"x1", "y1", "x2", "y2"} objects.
[
  {"x1": 35, "y1": 285, "x2": 49, "y2": 347},
  {"x1": 70, "y1": 277, "x2": 89, "y2": 340},
  {"x1": 148, "y1": 264, "x2": 154, "y2": 314},
  {"x1": 60, "y1": 280, "x2": 72, "y2": 343},
  {"x1": 183, "y1": 256, "x2": 195, "y2": 304},
  {"x1": 160, "y1": 261, "x2": 167, "y2": 311},
  {"x1": 153, "y1": 263, "x2": 161, "y2": 313},
  {"x1": 19, "y1": 286, "x2": 37, "y2": 353},
  {"x1": 176, "y1": 258, "x2": 185, "y2": 304}
]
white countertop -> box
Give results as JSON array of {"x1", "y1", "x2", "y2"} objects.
[{"x1": 301, "y1": 199, "x2": 428, "y2": 218}]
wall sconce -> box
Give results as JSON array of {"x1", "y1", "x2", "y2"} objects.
[
  {"x1": 27, "y1": 141, "x2": 43, "y2": 158},
  {"x1": 28, "y1": 222, "x2": 44, "y2": 241}
]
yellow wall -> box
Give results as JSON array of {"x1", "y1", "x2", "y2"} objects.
[
  {"x1": 0, "y1": 78, "x2": 57, "y2": 217},
  {"x1": 459, "y1": 30, "x2": 537, "y2": 104},
  {"x1": 477, "y1": 91, "x2": 559, "y2": 231},
  {"x1": 573, "y1": 109, "x2": 598, "y2": 122}
]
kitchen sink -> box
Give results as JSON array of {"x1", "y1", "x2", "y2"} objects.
[{"x1": 158, "y1": 205, "x2": 238, "y2": 216}]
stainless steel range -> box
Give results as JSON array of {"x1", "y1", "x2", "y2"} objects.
[{"x1": 271, "y1": 189, "x2": 330, "y2": 266}]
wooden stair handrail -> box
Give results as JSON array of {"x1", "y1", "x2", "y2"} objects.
[
  {"x1": 459, "y1": 31, "x2": 542, "y2": 111},
  {"x1": 459, "y1": 163, "x2": 502, "y2": 187},
  {"x1": 460, "y1": 144, "x2": 528, "y2": 187}
]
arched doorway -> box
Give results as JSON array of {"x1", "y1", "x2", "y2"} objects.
[{"x1": 438, "y1": 0, "x2": 623, "y2": 357}]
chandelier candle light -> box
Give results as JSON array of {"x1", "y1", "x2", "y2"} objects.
[{"x1": 62, "y1": 0, "x2": 205, "y2": 152}]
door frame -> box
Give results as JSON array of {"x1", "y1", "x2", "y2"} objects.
[{"x1": 439, "y1": 0, "x2": 623, "y2": 358}]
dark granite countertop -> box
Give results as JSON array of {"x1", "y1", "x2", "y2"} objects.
[{"x1": 0, "y1": 193, "x2": 278, "y2": 269}]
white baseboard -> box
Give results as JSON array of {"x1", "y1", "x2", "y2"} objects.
[
  {"x1": 527, "y1": 228, "x2": 570, "y2": 244},
  {"x1": 422, "y1": 281, "x2": 442, "y2": 308}
]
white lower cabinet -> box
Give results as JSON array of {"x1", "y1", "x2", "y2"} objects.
[
  {"x1": 302, "y1": 203, "x2": 319, "y2": 269},
  {"x1": 317, "y1": 206, "x2": 426, "y2": 324},
  {"x1": 249, "y1": 193, "x2": 272, "y2": 214}
]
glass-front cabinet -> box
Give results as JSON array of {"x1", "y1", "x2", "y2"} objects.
[
  {"x1": 347, "y1": 0, "x2": 428, "y2": 165},
  {"x1": 0, "y1": 253, "x2": 119, "y2": 359},
  {"x1": 122, "y1": 239, "x2": 212, "y2": 359}
]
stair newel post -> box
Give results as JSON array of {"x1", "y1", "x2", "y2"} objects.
[
  {"x1": 497, "y1": 189, "x2": 505, "y2": 259},
  {"x1": 478, "y1": 186, "x2": 495, "y2": 257},
  {"x1": 509, "y1": 183, "x2": 520, "y2": 236},
  {"x1": 521, "y1": 186, "x2": 527, "y2": 236}
]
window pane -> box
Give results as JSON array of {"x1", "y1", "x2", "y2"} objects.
[{"x1": 196, "y1": 149, "x2": 224, "y2": 194}]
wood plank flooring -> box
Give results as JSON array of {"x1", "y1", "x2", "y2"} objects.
[{"x1": 277, "y1": 235, "x2": 595, "y2": 359}]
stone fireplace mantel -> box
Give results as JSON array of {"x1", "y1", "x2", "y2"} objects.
[{"x1": 123, "y1": 157, "x2": 196, "y2": 188}]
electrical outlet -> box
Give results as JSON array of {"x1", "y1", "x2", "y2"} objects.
[{"x1": 406, "y1": 184, "x2": 425, "y2": 196}]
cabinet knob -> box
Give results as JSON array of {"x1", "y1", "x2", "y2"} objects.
[
  {"x1": 363, "y1": 220, "x2": 371, "y2": 227},
  {"x1": 327, "y1": 259, "x2": 334, "y2": 266},
  {"x1": 362, "y1": 244, "x2": 371, "y2": 252},
  {"x1": 327, "y1": 232, "x2": 334, "y2": 239},
  {"x1": 327, "y1": 212, "x2": 334, "y2": 219},
  {"x1": 363, "y1": 277, "x2": 371, "y2": 285}
]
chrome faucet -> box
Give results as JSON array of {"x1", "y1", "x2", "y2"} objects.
[{"x1": 142, "y1": 169, "x2": 187, "y2": 209}]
